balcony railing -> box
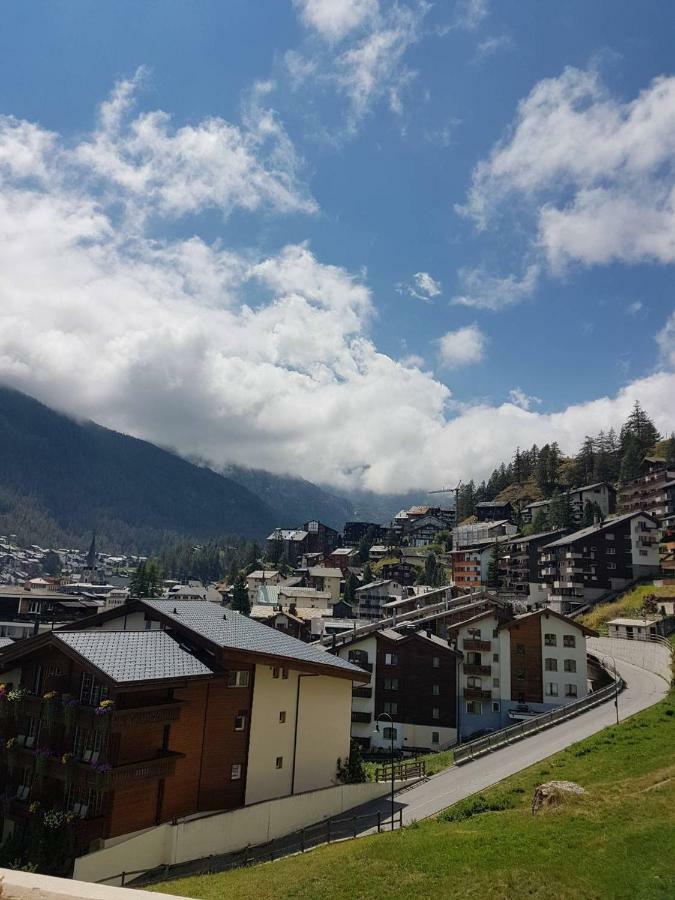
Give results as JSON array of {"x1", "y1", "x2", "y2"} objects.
[
  {"x1": 352, "y1": 687, "x2": 373, "y2": 699},
  {"x1": 463, "y1": 664, "x2": 492, "y2": 676},
  {"x1": 462, "y1": 639, "x2": 491, "y2": 652},
  {"x1": 351, "y1": 711, "x2": 372, "y2": 724},
  {"x1": 111, "y1": 751, "x2": 184, "y2": 784},
  {"x1": 464, "y1": 687, "x2": 492, "y2": 700}
]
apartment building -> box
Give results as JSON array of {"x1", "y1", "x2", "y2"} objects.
[
  {"x1": 335, "y1": 628, "x2": 461, "y2": 752},
  {"x1": 0, "y1": 600, "x2": 366, "y2": 863},
  {"x1": 448, "y1": 607, "x2": 595, "y2": 739},
  {"x1": 498, "y1": 530, "x2": 568, "y2": 605},
  {"x1": 618, "y1": 456, "x2": 675, "y2": 522},
  {"x1": 452, "y1": 520, "x2": 517, "y2": 550},
  {"x1": 523, "y1": 482, "x2": 617, "y2": 526},
  {"x1": 355, "y1": 580, "x2": 405, "y2": 621},
  {"x1": 476, "y1": 501, "x2": 513, "y2": 523},
  {"x1": 342, "y1": 522, "x2": 387, "y2": 548},
  {"x1": 538, "y1": 512, "x2": 661, "y2": 614}
]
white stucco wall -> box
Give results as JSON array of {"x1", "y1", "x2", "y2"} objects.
[
  {"x1": 245, "y1": 665, "x2": 352, "y2": 805},
  {"x1": 539, "y1": 613, "x2": 589, "y2": 703}
]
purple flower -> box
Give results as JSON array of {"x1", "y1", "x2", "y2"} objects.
[{"x1": 34, "y1": 747, "x2": 51, "y2": 759}]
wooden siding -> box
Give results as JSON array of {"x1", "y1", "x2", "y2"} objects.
[{"x1": 509, "y1": 616, "x2": 543, "y2": 703}]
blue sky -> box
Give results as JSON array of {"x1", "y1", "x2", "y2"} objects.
[{"x1": 0, "y1": 1, "x2": 673, "y2": 493}]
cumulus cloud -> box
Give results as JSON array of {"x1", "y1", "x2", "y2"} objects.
[
  {"x1": 461, "y1": 68, "x2": 675, "y2": 272},
  {"x1": 294, "y1": 0, "x2": 379, "y2": 41},
  {"x1": 438, "y1": 324, "x2": 486, "y2": 368},
  {"x1": 0, "y1": 77, "x2": 674, "y2": 495},
  {"x1": 451, "y1": 264, "x2": 539, "y2": 310},
  {"x1": 657, "y1": 312, "x2": 675, "y2": 369},
  {"x1": 397, "y1": 271, "x2": 442, "y2": 301},
  {"x1": 626, "y1": 301, "x2": 643, "y2": 316},
  {"x1": 287, "y1": 1, "x2": 428, "y2": 130}
]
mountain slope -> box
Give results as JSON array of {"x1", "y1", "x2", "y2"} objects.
[{"x1": 0, "y1": 387, "x2": 279, "y2": 550}]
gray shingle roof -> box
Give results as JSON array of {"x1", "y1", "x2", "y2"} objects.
[
  {"x1": 55, "y1": 631, "x2": 212, "y2": 684},
  {"x1": 141, "y1": 600, "x2": 365, "y2": 678},
  {"x1": 543, "y1": 511, "x2": 657, "y2": 548}
]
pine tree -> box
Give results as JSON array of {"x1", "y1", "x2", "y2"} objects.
[
  {"x1": 231, "y1": 572, "x2": 251, "y2": 615},
  {"x1": 619, "y1": 436, "x2": 642, "y2": 483},
  {"x1": 486, "y1": 541, "x2": 501, "y2": 590},
  {"x1": 362, "y1": 562, "x2": 373, "y2": 584},
  {"x1": 582, "y1": 500, "x2": 595, "y2": 528},
  {"x1": 532, "y1": 507, "x2": 550, "y2": 533},
  {"x1": 343, "y1": 572, "x2": 358, "y2": 604},
  {"x1": 548, "y1": 490, "x2": 566, "y2": 529},
  {"x1": 620, "y1": 401, "x2": 660, "y2": 456},
  {"x1": 129, "y1": 562, "x2": 148, "y2": 598},
  {"x1": 228, "y1": 559, "x2": 239, "y2": 586},
  {"x1": 664, "y1": 432, "x2": 675, "y2": 468}
]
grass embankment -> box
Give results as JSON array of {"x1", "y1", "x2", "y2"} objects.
[
  {"x1": 580, "y1": 582, "x2": 675, "y2": 632},
  {"x1": 363, "y1": 746, "x2": 454, "y2": 781},
  {"x1": 152, "y1": 691, "x2": 675, "y2": 900}
]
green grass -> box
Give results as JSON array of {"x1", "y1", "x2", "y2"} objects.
[
  {"x1": 151, "y1": 691, "x2": 675, "y2": 900},
  {"x1": 580, "y1": 582, "x2": 675, "y2": 632},
  {"x1": 363, "y1": 747, "x2": 454, "y2": 781}
]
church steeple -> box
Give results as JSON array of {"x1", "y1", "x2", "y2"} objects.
[{"x1": 86, "y1": 530, "x2": 97, "y2": 570}]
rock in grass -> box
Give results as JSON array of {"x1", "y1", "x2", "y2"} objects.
[{"x1": 531, "y1": 781, "x2": 586, "y2": 814}]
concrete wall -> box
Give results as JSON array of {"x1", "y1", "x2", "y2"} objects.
[
  {"x1": 0, "y1": 869, "x2": 185, "y2": 900},
  {"x1": 73, "y1": 781, "x2": 391, "y2": 885},
  {"x1": 588, "y1": 636, "x2": 672, "y2": 684}
]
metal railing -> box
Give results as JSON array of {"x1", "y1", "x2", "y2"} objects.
[
  {"x1": 454, "y1": 675, "x2": 623, "y2": 765},
  {"x1": 96, "y1": 807, "x2": 404, "y2": 888},
  {"x1": 373, "y1": 759, "x2": 426, "y2": 782}
]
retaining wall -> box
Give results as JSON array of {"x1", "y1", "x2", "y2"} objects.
[
  {"x1": 588, "y1": 636, "x2": 672, "y2": 684},
  {"x1": 73, "y1": 781, "x2": 391, "y2": 885}
]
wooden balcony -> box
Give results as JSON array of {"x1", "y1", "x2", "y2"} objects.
[
  {"x1": 20, "y1": 695, "x2": 183, "y2": 731},
  {"x1": 463, "y1": 664, "x2": 491, "y2": 676},
  {"x1": 463, "y1": 687, "x2": 492, "y2": 700},
  {"x1": 352, "y1": 686, "x2": 373, "y2": 699},
  {"x1": 462, "y1": 639, "x2": 491, "y2": 652},
  {"x1": 111, "y1": 751, "x2": 184, "y2": 784},
  {"x1": 351, "y1": 711, "x2": 372, "y2": 724}
]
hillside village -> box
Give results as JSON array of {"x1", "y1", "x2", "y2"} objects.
[{"x1": 0, "y1": 404, "x2": 673, "y2": 885}]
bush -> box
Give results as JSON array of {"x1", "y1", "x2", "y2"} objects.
[{"x1": 437, "y1": 792, "x2": 515, "y2": 822}]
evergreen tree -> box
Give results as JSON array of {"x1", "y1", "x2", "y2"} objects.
[
  {"x1": 144, "y1": 559, "x2": 163, "y2": 597},
  {"x1": 362, "y1": 562, "x2": 374, "y2": 584},
  {"x1": 129, "y1": 561, "x2": 148, "y2": 598},
  {"x1": 620, "y1": 401, "x2": 660, "y2": 457},
  {"x1": 531, "y1": 507, "x2": 550, "y2": 533},
  {"x1": 228, "y1": 558, "x2": 239, "y2": 586},
  {"x1": 42, "y1": 550, "x2": 61, "y2": 577},
  {"x1": 664, "y1": 432, "x2": 675, "y2": 468},
  {"x1": 619, "y1": 435, "x2": 642, "y2": 483},
  {"x1": 582, "y1": 499, "x2": 596, "y2": 528},
  {"x1": 267, "y1": 536, "x2": 283, "y2": 567},
  {"x1": 343, "y1": 572, "x2": 358, "y2": 604},
  {"x1": 486, "y1": 541, "x2": 502, "y2": 590},
  {"x1": 358, "y1": 526, "x2": 377, "y2": 564},
  {"x1": 574, "y1": 436, "x2": 595, "y2": 485},
  {"x1": 231, "y1": 572, "x2": 251, "y2": 615},
  {"x1": 548, "y1": 490, "x2": 566, "y2": 529}
]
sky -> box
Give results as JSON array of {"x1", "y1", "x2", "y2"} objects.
[{"x1": 0, "y1": 0, "x2": 674, "y2": 494}]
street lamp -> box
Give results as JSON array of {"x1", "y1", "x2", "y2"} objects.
[
  {"x1": 602, "y1": 654, "x2": 619, "y2": 725},
  {"x1": 374, "y1": 712, "x2": 396, "y2": 831}
]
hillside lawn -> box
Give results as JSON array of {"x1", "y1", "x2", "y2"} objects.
[
  {"x1": 151, "y1": 688, "x2": 675, "y2": 900},
  {"x1": 579, "y1": 581, "x2": 675, "y2": 632}
]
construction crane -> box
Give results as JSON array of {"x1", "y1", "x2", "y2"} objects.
[{"x1": 428, "y1": 480, "x2": 462, "y2": 519}]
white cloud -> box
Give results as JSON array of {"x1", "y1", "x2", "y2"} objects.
[
  {"x1": 0, "y1": 79, "x2": 674, "y2": 496},
  {"x1": 626, "y1": 301, "x2": 643, "y2": 316},
  {"x1": 287, "y1": 2, "x2": 428, "y2": 130},
  {"x1": 451, "y1": 264, "x2": 539, "y2": 310},
  {"x1": 438, "y1": 324, "x2": 486, "y2": 369},
  {"x1": 454, "y1": 0, "x2": 489, "y2": 31},
  {"x1": 461, "y1": 68, "x2": 675, "y2": 271},
  {"x1": 398, "y1": 270, "x2": 442, "y2": 301},
  {"x1": 474, "y1": 34, "x2": 513, "y2": 62},
  {"x1": 657, "y1": 312, "x2": 675, "y2": 368},
  {"x1": 294, "y1": 0, "x2": 378, "y2": 41},
  {"x1": 70, "y1": 69, "x2": 317, "y2": 223},
  {"x1": 507, "y1": 388, "x2": 542, "y2": 411}
]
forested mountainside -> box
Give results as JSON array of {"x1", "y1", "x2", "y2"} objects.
[{"x1": 455, "y1": 401, "x2": 674, "y2": 522}]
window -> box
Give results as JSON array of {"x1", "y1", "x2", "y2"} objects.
[
  {"x1": 493, "y1": 653, "x2": 499, "y2": 663},
  {"x1": 383, "y1": 727, "x2": 397, "y2": 740},
  {"x1": 47, "y1": 664, "x2": 63, "y2": 677},
  {"x1": 492, "y1": 677, "x2": 500, "y2": 688},
  {"x1": 467, "y1": 676, "x2": 482, "y2": 688},
  {"x1": 544, "y1": 633, "x2": 557, "y2": 647},
  {"x1": 545, "y1": 682, "x2": 559, "y2": 697},
  {"x1": 563, "y1": 635, "x2": 576, "y2": 649},
  {"x1": 432, "y1": 656, "x2": 440, "y2": 668},
  {"x1": 383, "y1": 701, "x2": 398, "y2": 715},
  {"x1": 545, "y1": 658, "x2": 558, "y2": 672},
  {"x1": 607, "y1": 562, "x2": 616, "y2": 570},
  {"x1": 272, "y1": 667, "x2": 280, "y2": 679},
  {"x1": 16, "y1": 766, "x2": 32, "y2": 801},
  {"x1": 384, "y1": 653, "x2": 398, "y2": 666},
  {"x1": 432, "y1": 707, "x2": 440, "y2": 720},
  {"x1": 432, "y1": 684, "x2": 440, "y2": 696},
  {"x1": 431, "y1": 731, "x2": 439, "y2": 744},
  {"x1": 516, "y1": 669, "x2": 525, "y2": 681},
  {"x1": 275, "y1": 756, "x2": 284, "y2": 769},
  {"x1": 79, "y1": 672, "x2": 108, "y2": 707},
  {"x1": 234, "y1": 712, "x2": 247, "y2": 731},
  {"x1": 228, "y1": 670, "x2": 250, "y2": 688},
  {"x1": 492, "y1": 628, "x2": 499, "y2": 638},
  {"x1": 607, "y1": 547, "x2": 616, "y2": 555},
  {"x1": 564, "y1": 659, "x2": 577, "y2": 673},
  {"x1": 384, "y1": 677, "x2": 399, "y2": 691},
  {"x1": 466, "y1": 651, "x2": 481, "y2": 665},
  {"x1": 65, "y1": 782, "x2": 103, "y2": 818},
  {"x1": 605, "y1": 533, "x2": 615, "y2": 541},
  {"x1": 469, "y1": 628, "x2": 481, "y2": 638},
  {"x1": 565, "y1": 684, "x2": 578, "y2": 698},
  {"x1": 492, "y1": 701, "x2": 500, "y2": 713},
  {"x1": 231, "y1": 764, "x2": 242, "y2": 780},
  {"x1": 279, "y1": 710, "x2": 286, "y2": 724},
  {"x1": 73, "y1": 726, "x2": 105, "y2": 763},
  {"x1": 282, "y1": 667, "x2": 289, "y2": 680},
  {"x1": 349, "y1": 649, "x2": 369, "y2": 666},
  {"x1": 18, "y1": 715, "x2": 39, "y2": 749},
  {"x1": 466, "y1": 700, "x2": 481, "y2": 715},
  {"x1": 515, "y1": 643, "x2": 525, "y2": 655}
]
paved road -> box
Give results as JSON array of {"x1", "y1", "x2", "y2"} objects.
[{"x1": 357, "y1": 656, "x2": 669, "y2": 825}]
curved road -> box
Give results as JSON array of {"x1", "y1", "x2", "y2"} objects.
[{"x1": 360, "y1": 656, "x2": 668, "y2": 825}]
